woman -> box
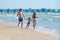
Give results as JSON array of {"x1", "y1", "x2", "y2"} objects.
[{"x1": 32, "y1": 12, "x2": 38, "y2": 30}]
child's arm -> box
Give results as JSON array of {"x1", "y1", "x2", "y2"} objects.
[
  {"x1": 30, "y1": 18, "x2": 33, "y2": 21},
  {"x1": 36, "y1": 15, "x2": 39, "y2": 18},
  {"x1": 36, "y1": 17, "x2": 38, "y2": 18},
  {"x1": 24, "y1": 17, "x2": 28, "y2": 20}
]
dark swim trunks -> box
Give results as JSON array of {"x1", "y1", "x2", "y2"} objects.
[{"x1": 18, "y1": 17, "x2": 23, "y2": 22}]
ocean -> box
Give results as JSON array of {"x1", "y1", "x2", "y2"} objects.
[{"x1": 0, "y1": 12, "x2": 60, "y2": 40}]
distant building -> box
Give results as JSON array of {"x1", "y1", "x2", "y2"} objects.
[
  {"x1": 40, "y1": 8, "x2": 46, "y2": 13},
  {"x1": 0, "y1": 9, "x2": 3, "y2": 13},
  {"x1": 36, "y1": 9, "x2": 40, "y2": 13},
  {"x1": 57, "y1": 9, "x2": 60, "y2": 13},
  {"x1": 46, "y1": 9, "x2": 51, "y2": 13}
]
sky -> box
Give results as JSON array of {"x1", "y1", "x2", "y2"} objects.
[{"x1": 0, "y1": 0, "x2": 60, "y2": 9}]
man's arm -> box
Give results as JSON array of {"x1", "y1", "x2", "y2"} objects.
[
  {"x1": 22, "y1": 13, "x2": 26, "y2": 19},
  {"x1": 17, "y1": 12, "x2": 19, "y2": 17},
  {"x1": 23, "y1": 14, "x2": 25, "y2": 17}
]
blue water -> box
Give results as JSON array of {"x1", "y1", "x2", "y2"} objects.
[
  {"x1": 0, "y1": 13, "x2": 60, "y2": 30},
  {"x1": 0, "y1": 12, "x2": 60, "y2": 40}
]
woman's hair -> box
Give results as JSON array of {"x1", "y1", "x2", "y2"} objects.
[
  {"x1": 33, "y1": 12, "x2": 36, "y2": 15},
  {"x1": 28, "y1": 17, "x2": 30, "y2": 19},
  {"x1": 32, "y1": 12, "x2": 36, "y2": 18}
]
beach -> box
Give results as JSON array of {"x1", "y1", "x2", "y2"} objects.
[
  {"x1": 0, "y1": 0, "x2": 60, "y2": 40},
  {"x1": 0, "y1": 22, "x2": 55, "y2": 40}
]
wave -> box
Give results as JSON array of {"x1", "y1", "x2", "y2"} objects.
[
  {"x1": 19, "y1": 23, "x2": 60, "y2": 40},
  {"x1": 47, "y1": 13, "x2": 60, "y2": 15},
  {"x1": 0, "y1": 13, "x2": 17, "y2": 18},
  {"x1": 35, "y1": 27, "x2": 60, "y2": 40},
  {"x1": 47, "y1": 13, "x2": 55, "y2": 15},
  {"x1": 40, "y1": 17, "x2": 55, "y2": 22},
  {"x1": 0, "y1": 19, "x2": 3, "y2": 22},
  {"x1": 52, "y1": 16, "x2": 60, "y2": 18},
  {"x1": 35, "y1": 27, "x2": 55, "y2": 35},
  {"x1": 0, "y1": 18, "x2": 56, "y2": 35},
  {"x1": 47, "y1": 19, "x2": 55, "y2": 22},
  {"x1": 22, "y1": 25, "x2": 60, "y2": 40}
]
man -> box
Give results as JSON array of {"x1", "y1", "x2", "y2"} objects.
[{"x1": 17, "y1": 9, "x2": 24, "y2": 28}]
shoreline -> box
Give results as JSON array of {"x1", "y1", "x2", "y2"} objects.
[{"x1": 0, "y1": 22, "x2": 56, "y2": 40}]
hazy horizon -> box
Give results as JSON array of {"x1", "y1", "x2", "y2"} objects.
[{"x1": 0, "y1": 0, "x2": 60, "y2": 9}]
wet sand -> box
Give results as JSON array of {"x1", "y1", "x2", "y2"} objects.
[{"x1": 0, "y1": 22, "x2": 55, "y2": 40}]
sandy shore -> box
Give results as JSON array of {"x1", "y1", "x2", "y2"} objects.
[{"x1": 0, "y1": 22, "x2": 55, "y2": 40}]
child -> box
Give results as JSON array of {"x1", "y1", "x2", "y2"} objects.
[{"x1": 26, "y1": 17, "x2": 31, "y2": 29}]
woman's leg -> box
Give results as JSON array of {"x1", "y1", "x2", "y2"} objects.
[{"x1": 33, "y1": 19, "x2": 36, "y2": 30}]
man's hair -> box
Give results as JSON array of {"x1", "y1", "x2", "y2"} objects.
[{"x1": 19, "y1": 8, "x2": 22, "y2": 12}]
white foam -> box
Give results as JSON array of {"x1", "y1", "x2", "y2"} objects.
[
  {"x1": 48, "y1": 13, "x2": 59, "y2": 15},
  {"x1": 47, "y1": 19, "x2": 54, "y2": 22},
  {"x1": 6, "y1": 14, "x2": 13, "y2": 17},
  {"x1": 0, "y1": 20, "x2": 3, "y2": 22},
  {"x1": 0, "y1": 14, "x2": 17, "y2": 18},
  {"x1": 41, "y1": 18, "x2": 55, "y2": 22},
  {"x1": 0, "y1": 19, "x2": 8, "y2": 23},
  {"x1": 48, "y1": 13, "x2": 55, "y2": 15},
  {"x1": 40, "y1": 13, "x2": 46, "y2": 15},
  {"x1": 35, "y1": 27, "x2": 60, "y2": 40},
  {"x1": 52, "y1": 16, "x2": 60, "y2": 18}
]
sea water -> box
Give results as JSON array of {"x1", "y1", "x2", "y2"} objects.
[{"x1": 0, "y1": 12, "x2": 60, "y2": 40}]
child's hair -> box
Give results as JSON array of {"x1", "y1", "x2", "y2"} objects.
[{"x1": 28, "y1": 17, "x2": 30, "y2": 19}]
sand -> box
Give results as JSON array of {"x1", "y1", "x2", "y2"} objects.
[{"x1": 0, "y1": 22, "x2": 55, "y2": 40}]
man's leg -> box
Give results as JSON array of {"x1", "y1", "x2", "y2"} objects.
[
  {"x1": 21, "y1": 21, "x2": 23, "y2": 28},
  {"x1": 17, "y1": 22, "x2": 20, "y2": 27},
  {"x1": 17, "y1": 18, "x2": 20, "y2": 27}
]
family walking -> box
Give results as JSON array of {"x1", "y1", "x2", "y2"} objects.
[{"x1": 17, "y1": 9, "x2": 38, "y2": 30}]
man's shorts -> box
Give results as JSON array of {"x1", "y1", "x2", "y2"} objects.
[{"x1": 18, "y1": 17, "x2": 23, "y2": 22}]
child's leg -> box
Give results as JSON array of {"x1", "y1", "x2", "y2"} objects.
[
  {"x1": 26, "y1": 24, "x2": 29, "y2": 29},
  {"x1": 26, "y1": 22, "x2": 30, "y2": 29}
]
